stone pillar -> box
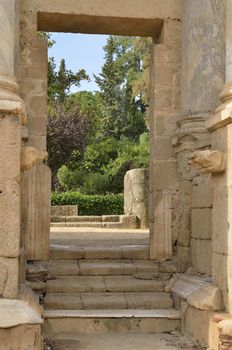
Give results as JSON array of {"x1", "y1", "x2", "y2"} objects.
[
  {"x1": 173, "y1": 0, "x2": 226, "y2": 273},
  {"x1": 149, "y1": 17, "x2": 181, "y2": 260},
  {"x1": 124, "y1": 169, "x2": 149, "y2": 229},
  {"x1": 205, "y1": 0, "x2": 232, "y2": 312},
  {"x1": 0, "y1": 0, "x2": 26, "y2": 298}
]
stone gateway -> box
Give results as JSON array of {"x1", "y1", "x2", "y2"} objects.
[{"x1": 1, "y1": 0, "x2": 232, "y2": 348}]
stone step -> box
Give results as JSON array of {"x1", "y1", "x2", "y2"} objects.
[
  {"x1": 50, "y1": 245, "x2": 150, "y2": 260},
  {"x1": 79, "y1": 260, "x2": 161, "y2": 275},
  {"x1": 45, "y1": 291, "x2": 172, "y2": 310},
  {"x1": 44, "y1": 309, "x2": 180, "y2": 336},
  {"x1": 47, "y1": 275, "x2": 164, "y2": 293},
  {"x1": 46, "y1": 332, "x2": 187, "y2": 350}
]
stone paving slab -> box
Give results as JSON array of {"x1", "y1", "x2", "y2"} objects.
[
  {"x1": 47, "y1": 276, "x2": 105, "y2": 293},
  {"x1": 48, "y1": 260, "x2": 80, "y2": 276},
  {"x1": 47, "y1": 332, "x2": 194, "y2": 350},
  {"x1": 104, "y1": 275, "x2": 163, "y2": 292},
  {"x1": 79, "y1": 260, "x2": 137, "y2": 275}
]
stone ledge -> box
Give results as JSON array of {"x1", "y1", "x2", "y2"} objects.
[
  {"x1": 0, "y1": 299, "x2": 42, "y2": 328},
  {"x1": 170, "y1": 274, "x2": 223, "y2": 311}
]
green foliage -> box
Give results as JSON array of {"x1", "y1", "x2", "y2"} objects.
[
  {"x1": 81, "y1": 173, "x2": 110, "y2": 195},
  {"x1": 57, "y1": 133, "x2": 149, "y2": 194},
  {"x1": 48, "y1": 58, "x2": 89, "y2": 106},
  {"x1": 51, "y1": 192, "x2": 124, "y2": 216}
]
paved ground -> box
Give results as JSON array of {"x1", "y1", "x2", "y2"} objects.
[
  {"x1": 49, "y1": 332, "x2": 196, "y2": 350},
  {"x1": 50, "y1": 227, "x2": 149, "y2": 247}
]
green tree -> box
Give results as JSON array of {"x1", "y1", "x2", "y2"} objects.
[
  {"x1": 48, "y1": 58, "x2": 89, "y2": 105},
  {"x1": 95, "y1": 35, "x2": 151, "y2": 141},
  {"x1": 95, "y1": 36, "x2": 124, "y2": 140}
]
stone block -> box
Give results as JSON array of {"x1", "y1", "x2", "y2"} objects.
[
  {"x1": 184, "y1": 306, "x2": 215, "y2": 348},
  {"x1": 45, "y1": 293, "x2": 82, "y2": 310},
  {"x1": 47, "y1": 276, "x2": 106, "y2": 293},
  {"x1": 212, "y1": 253, "x2": 232, "y2": 312},
  {"x1": 152, "y1": 136, "x2": 174, "y2": 160},
  {"x1": 105, "y1": 276, "x2": 163, "y2": 292},
  {"x1": 0, "y1": 324, "x2": 42, "y2": 350},
  {"x1": 191, "y1": 239, "x2": 212, "y2": 275},
  {"x1": 187, "y1": 285, "x2": 223, "y2": 311},
  {"x1": 191, "y1": 208, "x2": 212, "y2": 240},
  {"x1": 177, "y1": 246, "x2": 191, "y2": 273},
  {"x1": 125, "y1": 292, "x2": 173, "y2": 309},
  {"x1": 192, "y1": 175, "x2": 213, "y2": 208},
  {"x1": 154, "y1": 63, "x2": 176, "y2": 85},
  {"x1": 154, "y1": 45, "x2": 181, "y2": 64},
  {"x1": 0, "y1": 257, "x2": 18, "y2": 299},
  {"x1": 21, "y1": 163, "x2": 51, "y2": 260},
  {"x1": 79, "y1": 260, "x2": 136, "y2": 276},
  {"x1": 150, "y1": 191, "x2": 172, "y2": 260},
  {"x1": 154, "y1": 85, "x2": 173, "y2": 110},
  {"x1": 51, "y1": 205, "x2": 78, "y2": 216},
  {"x1": 151, "y1": 160, "x2": 178, "y2": 190},
  {"x1": 82, "y1": 292, "x2": 127, "y2": 310},
  {"x1": 0, "y1": 115, "x2": 21, "y2": 257},
  {"x1": 124, "y1": 169, "x2": 149, "y2": 228}
]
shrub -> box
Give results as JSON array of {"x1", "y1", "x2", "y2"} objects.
[
  {"x1": 51, "y1": 192, "x2": 124, "y2": 216},
  {"x1": 81, "y1": 173, "x2": 110, "y2": 195}
]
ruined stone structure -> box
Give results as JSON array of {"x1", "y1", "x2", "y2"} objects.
[{"x1": 1, "y1": 0, "x2": 232, "y2": 348}]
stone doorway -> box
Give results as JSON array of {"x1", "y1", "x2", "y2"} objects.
[{"x1": 19, "y1": 0, "x2": 181, "y2": 262}]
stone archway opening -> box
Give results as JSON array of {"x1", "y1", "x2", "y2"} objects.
[{"x1": 20, "y1": 2, "x2": 181, "y2": 263}]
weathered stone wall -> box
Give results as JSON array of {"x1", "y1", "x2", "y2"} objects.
[
  {"x1": 173, "y1": 0, "x2": 226, "y2": 274},
  {"x1": 124, "y1": 169, "x2": 149, "y2": 229}
]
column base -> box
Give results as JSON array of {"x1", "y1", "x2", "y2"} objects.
[
  {"x1": 206, "y1": 82, "x2": 232, "y2": 131},
  {"x1": 0, "y1": 75, "x2": 26, "y2": 124}
]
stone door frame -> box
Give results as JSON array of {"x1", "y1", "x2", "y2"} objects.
[{"x1": 19, "y1": 1, "x2": 181, "y2": 261}]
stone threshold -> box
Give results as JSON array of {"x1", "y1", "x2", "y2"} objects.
[{"x1": 44, "y1": 308, "x2": 181, "y2": 319}]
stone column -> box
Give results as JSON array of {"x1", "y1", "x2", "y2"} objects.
[
  {"x1": 0, "y1": 0, "x2": 26, "y2": 298},
  {"x1": 173, "y1": 0, "x2": 226, "y2": 273},
  {"x1": 0, "y1": 0, "x2": 25, "y2": 121},
  {"x1": 205, "y1": 0, "x2": 232, "y2": 312}
]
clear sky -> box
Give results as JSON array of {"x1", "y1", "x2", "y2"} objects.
[{"x1": 48, "y1": 33, "x2": 108, "y2": 92}]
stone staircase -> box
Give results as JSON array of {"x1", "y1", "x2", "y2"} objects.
[
  {"x1": 43, "y1": 239, "x2": 181, "y2": 349},
  {"x1": 50, "y1": 214, "x2": 140, "y2": 229}
]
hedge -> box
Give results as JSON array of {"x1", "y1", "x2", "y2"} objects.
[{"x1": 51, "y1": 192, "x2": 124, "y2": 216}]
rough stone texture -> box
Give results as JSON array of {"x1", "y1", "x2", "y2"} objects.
[
  {"x1": 187, "y1": 285, "x2": 223, "y2": 311},
  {"x1": 181, "y1": 0, "x2": 226, "y2": 114},
  {"x1": 0, "y1": 114, "x2": 21, "y2": 258},
  {"x1": 191, "y1": 208, "x2": 212, "y2": 240},
  {"x1": 21, "y1": 163, "x2": 51, "y2": 260},
  {"x1": 51, "y1": 205, "x2": 78, "y2": 217},
  {"x1": 47, "y1": 333, "x2": 190, "y2": 350},
  {"x1": 0, "y1": 324, "x2": 42, "y2": 350},
  {"x1": 191, "y1": 239, "x2": 212, "y2": 276},
  {"x1": 0, "y1": 257, "x2": 18, "y2": 298},
  {"x1": 191, "y1": 175, "x2": 213, "y2": 209},
  {"x1": 124, "y1": 169, "x2": 149, "y2": 228},
  {"x1": 184, "y1": 306, "x2": 216, "y2": 349}
]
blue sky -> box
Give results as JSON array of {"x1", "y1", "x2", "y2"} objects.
[{"x1": 48, "y1": 33, "x2": 108, "y2": 92}]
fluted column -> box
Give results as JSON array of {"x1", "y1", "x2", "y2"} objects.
[
  {"x1": 206, "y1": 0, "x2": 232, "y2": 313},
  {"x1": 0, "y1": 0, "x2": 25, "y2": 122},
  {"x1": 0, "y1": 0, "x2": 25, "y2": 299}
]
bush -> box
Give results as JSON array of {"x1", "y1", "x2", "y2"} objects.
[
  {"x1": 81, "y1": 173, "x2": 110, "y2": 195},
  {"x1": 51, "y1": 192, "x2": 124, "y2": 216}
]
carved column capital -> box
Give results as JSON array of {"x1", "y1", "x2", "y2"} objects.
[
  {"x1": 188, "y1": 150, "x2": 226, "y2": 174},
  {"x1": 0, "y1": 75, "x2": 26, "y2": 124},
  {"x1": 21, "y1": 147, "x2": 48, "y2": 172}
]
